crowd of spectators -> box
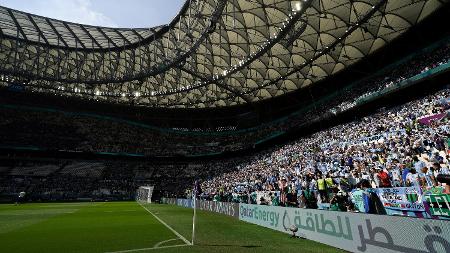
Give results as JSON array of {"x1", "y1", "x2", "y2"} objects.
[
  {"x1": 1, "y1": 86, "x2": 448, "y2": 211},
  {"x1": 0, "y1": 161, "x2": 143, "y2": 202},
  {"x1": 0, "y1": 160, "x2": 204, "y2": 203},
  {"x1": 289, "y1": 41, "x2": 450, "y2": 125},
  {"x1": 0, "y1": 108, "x2": 268, "y2": 156},
  {"x1": 198, "y1": 87, "x2": 450, "y2": 213}
]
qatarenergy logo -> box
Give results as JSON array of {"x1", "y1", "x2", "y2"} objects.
[{"x1": 240, "y1": 205, "x2": 280, "y2": 227}]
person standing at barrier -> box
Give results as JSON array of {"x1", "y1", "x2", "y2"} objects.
[
  {"x1": 286, "y1": 188, "x2": 298, "y2": 207},
  {"x1": 420, "y1": 167, "x2": 435, "y2": 187},
  {"x1": 317, "y1": 174, "x2": 327, "y2": 203},
  {"x1": 401, "y1": 163, "x2": 411, "y2": 187},
  {"x1": 390, "y1": 162, "x2": 402, "y2": 187},
  {"x1": 329, "y1": 189, "x2": 349, "y2": 212},
  {"x1": 325, "y1": 173, "x2": 336, "y2": 201},
  {"x1": 377, "y1": 167, "x2": 392, "y2": 188},
  {"x1": 406, "y1": 168, "x2": 420, "y2": 187},
  {"x1": 350, "y1": 182, "x2": 367, "y2": 213},
  {"x1": 350, "y1": 180, "x2": 385, "y2": 214},
  {"x1": 278, "y1": 178, "x2": 288, "y2": 206}
]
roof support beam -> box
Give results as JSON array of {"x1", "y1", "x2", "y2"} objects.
[
  {"x1": 7, "y1": 9, "x2": 28, "y2": 40},
  {"x1": 79, "y1": 25, "x2": 102, "y2": 48},
  {"x1": 114, "y1": 30, "x2": 132, "y2": 45},
  {"x1": 179, "y1": 66, "x2": 251, "y2": 104},
  {"x1": 131, "y1": 29, "x2": 145, "y2": 41},
  {"x1": 27, "y1": 14, "x2": 50, "y2": 45},
  {"x1": 45, "y1": 18, "x2": 69, "y2": 47},
  {"x1": 97, "y1": 28, "x2": 119, "y2": 47},
  {"x1": 62, "y1": 23, "x2": 86, "y2": 49}
]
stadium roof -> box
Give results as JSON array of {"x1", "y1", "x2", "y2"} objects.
[{"x1": 0, "y1": 0, "x2": 447, "y2": 108}]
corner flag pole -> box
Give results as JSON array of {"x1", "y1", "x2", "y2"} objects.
[
  {"x1": 192, "y1": 194, "x2": 196, "y2": 245},
  {"x1": 191, "y1": 180, "x2": 200, "y2": 245}
]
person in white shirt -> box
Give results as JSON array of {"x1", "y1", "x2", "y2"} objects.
[
  {"x1": 406, "y1": 169, "x2": 420, "y2": 187},
  {"x1": 440, "y1": 164, "x2": 450, "y2": 175},
  {"x1": 390, "y1": 166, "x2": 402, "y2": 187}
]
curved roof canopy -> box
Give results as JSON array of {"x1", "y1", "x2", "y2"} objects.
[{"x1": 0, "y1": 0, "x2": 447, "y2": 108}]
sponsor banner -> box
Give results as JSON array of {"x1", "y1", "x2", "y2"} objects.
[
  {"x1": 197, "y1": 200, "x2": 239, "y2": 218},
  {"x1": 161, "y1": 198, "x2": 177, "y2": 205},
  {"x1": 374, "y1": 187, "x2": 425, "y2": 212},
  {"x1": 162, "y1": 198, "x2": 239, "y2": 218},
  {"x1": 176, "y1": 198, "x2": 193, "y2": 208},
  {"x1": 239, "y1": 203, "x2": 450, "y2": 253},
  {"x1": 425, "y1": 194, "x2": 450, "y2": 217}
]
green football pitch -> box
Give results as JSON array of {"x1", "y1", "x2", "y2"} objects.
[{"x1": 0, "y1": 202, "x2": 344, "y2": 253}]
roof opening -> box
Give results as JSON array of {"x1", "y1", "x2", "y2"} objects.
[{"x1": 0, "y1": 0, "x2": 186, "y2": 28}]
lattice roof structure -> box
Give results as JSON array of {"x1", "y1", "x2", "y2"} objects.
[{"x1": 0, "y1": 0, "x2": 447, "y2": 108}]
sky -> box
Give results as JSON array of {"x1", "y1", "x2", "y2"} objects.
[{"x1": 0, "y1": 0, "x2": 186, "y2": 28}]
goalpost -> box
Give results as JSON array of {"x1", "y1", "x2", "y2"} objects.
[
  {"x1": 136, "y1": 186, "x2": 154, "y2": 204},
  {"x1": 135, "y1": 185, "x2": 197, "y2": 246}
]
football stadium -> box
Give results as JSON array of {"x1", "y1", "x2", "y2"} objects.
[{"x1": 0, "y1": 0, "x2": 450, "y2": 252}]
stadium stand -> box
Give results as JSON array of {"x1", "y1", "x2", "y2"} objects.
[
  {"x1": 0, "y1": 85, "x2": 448, "y2": 210},
  {"x1": 199, "y1": 87, "x2": 450, "y2": 212},
  {"x1": 2, "y1": 1, "x2": 450, "y2": 252},
  {"x1": 59, "y1": 162, "x2": 105, "y2": 178},
  {"x1": 9, "y1": 164, "x2": 60, "y2": 177}
]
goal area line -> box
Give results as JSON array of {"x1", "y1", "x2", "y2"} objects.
[
  {"x1": 138, "y1": 202, "x2": 192, "y2": 246},
  {"x1": 104, "y1": 203, "x2": 192, "y2": 253},
  {"x1": 104, "y1": 243, "x2": 189, "y2": 253}
]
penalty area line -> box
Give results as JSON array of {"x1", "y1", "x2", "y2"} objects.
[
  {"x1": 138, "y1": 202, "x2": 192, "y2": 246},
  {"x1": 104, "y1": 244, "x2": 189, "y2": 253}
]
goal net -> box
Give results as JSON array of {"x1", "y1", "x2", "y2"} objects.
[{"x1": 136, "y1": 186, "x2": 154, "y2": 204}]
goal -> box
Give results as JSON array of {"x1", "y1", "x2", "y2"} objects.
[
  {"x1": 136, "y1": 186, "x2": 154, "y2": 204},
  {"x1": 135, "y1": 185, "x2": 198, "y2": 246}
]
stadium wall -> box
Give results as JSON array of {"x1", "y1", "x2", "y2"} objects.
[{"x1": 163, "y1": 198, "x2": 450, "y2": 252}]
